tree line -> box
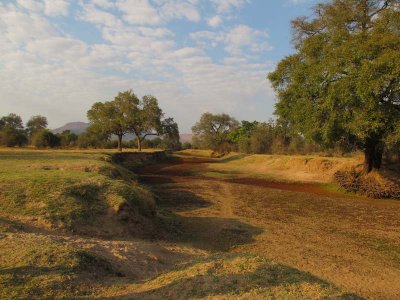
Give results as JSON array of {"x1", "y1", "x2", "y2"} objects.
[
  {"x1": 0, "y1": 90, "x2": 181, "y2": 151},
  {"x1": 192, "y1": 112, "x2": 322, "y2": 155},
  {"x1": 191, "y1": 111, "x2": 400, "y2": 163}
]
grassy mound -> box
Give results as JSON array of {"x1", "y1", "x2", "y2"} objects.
[
  {"x1": 0, "y1": 149, "x2": 157, "y2": 237},
  {"x1": 0, "y1": 233, "x2": 117, "y2": 299},
  {"x1": 335, "y1": 170, "x2": 400, "y2": 199}
]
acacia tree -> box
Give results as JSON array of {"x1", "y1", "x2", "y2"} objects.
[
  {"x1": 87, "y1": 91, "x2": 136, "y2": 151},
  {"x1": 268, "y1": 0, "x2": 400, "y2": 173},
  {"x1": 192, "y1": 113, "x2": 239, "y2": 151},
  {"x1": 88, "y1": 90, "x2": 178, "y2": 151}
]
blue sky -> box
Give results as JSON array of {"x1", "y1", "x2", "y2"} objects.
[{"x1": 0, "y1": 0, "x2": 320, "y2": 132}]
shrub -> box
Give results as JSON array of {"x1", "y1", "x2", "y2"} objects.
[{"x1": 31, "y1": 129, "x2": 60, "y2": 148}]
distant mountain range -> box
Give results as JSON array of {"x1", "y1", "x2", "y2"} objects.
[{"x1": 52, "y1": 122, "x2": 192, "y2": 142}]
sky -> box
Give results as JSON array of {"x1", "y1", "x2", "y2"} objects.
[{"x1": 0, "y1": 0, "x2": 321, "y2": 132}]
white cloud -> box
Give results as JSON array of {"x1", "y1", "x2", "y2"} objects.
[
  {"x1": 207, "y1": 15, "x2": 222, "y2": 27},
  {"x1": 79, "y1": 4, "x2": 123, "y2": 27},
  {"x1": 43, "y1": 0, "x2": 69, "y2": 16},
  {"x1": 190, "y1": 25, "x2": 272, "y2": 56},
  {"x1": 115, "y1": 0, "x2": 200, "y2": 25},
  {"x1": 116, "y1": 0, "x2": 161, "y2": 25},
  {"x1": 16, "y1": 0, "x2": 44, "y2": 13},
  {"x1": 0, "y1": 1, "x2": 275, "y2": 132},
  {"x1": 225, "y1": 24, "x2": 271, "y2": 55},
  {"x1": 16, "y1": 0, "x2": 69, "y2": 16},
  {"x1": 210, "y1": 0, "x2": 250, "y2": 13}
]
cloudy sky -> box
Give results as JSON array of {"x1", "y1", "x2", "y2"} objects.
[{"x1": 0, "y1": 0, "x2": 320, "y2": 132}]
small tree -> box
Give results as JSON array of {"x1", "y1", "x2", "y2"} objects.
[
  {"x1": 31, "y1": 129, "x2": 60, "y2": 148},
  {"x1": 249, "y1": 122, "x2": 275, "y2": 154},
  {"x1": 26, "y1": 115, "x2": 47, "y2": 138},
  {"x1": 230, "y1": 120, "x2": 259, "y2": 152},
  {"x1": 58, "y1": 130, "x2": 78, "y2": 148},
  {"x1": 129, "y1": 95, "x2": 164, "y2": 151},
  {"x1": 0, "y1": 113, "x2": 27, "y2": 147},
  {"x1": 192, "y1": 113, "x2": 239, "y2": 152},
  {"x1": 159, "y1": 117, "x2": 181, "y2": 150}
]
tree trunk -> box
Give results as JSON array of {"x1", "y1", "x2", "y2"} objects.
[
  {"x1": 364, "y1": 138, "x2": 383, "y2": 173},
  {"x1": 137, "y1": 138, "x2": 142, "y2": 152},
  {"x1": 117, "y1": 135, "x2": 122, "y2": 152}
]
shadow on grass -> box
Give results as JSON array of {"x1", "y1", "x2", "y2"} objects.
[
  {"x1": 140, "y1": 175, "x2": 263, "y2": 252},
  {"x1": 103, "y1": 253, "x2": 365, "y2": 300}
]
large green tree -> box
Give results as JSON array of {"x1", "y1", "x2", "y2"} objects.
[
  {"x1": 129, "y1": 95, "x2": 164, "y2": 151},
  {"x1": 192, "y1": 113, "x2": 239, "y2": 151},
  {"x1": 88, "y1": 90, "x2": 176, "y2": 151},
  {"x1": 268, "y1": 0, "x2": 400, "y2": 172},
  {"x1": 88, "y1": 91, "x2": 138, "y2": 151}
]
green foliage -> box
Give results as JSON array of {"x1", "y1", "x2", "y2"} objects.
[
  {"x1": 87, "y1": 91, "x2": 136, "y2": 151},
  {"x1": 57, "y1": 130, "x2": 78, "y2": 147},
  {"x1": 76, "y1": 129, "x2": 109, "y2": 149},
  {"x1": 192, "y1": 113, "x2": 239, "y2": 152},
  {"x1": 159, "y1": 117, "x2": 181, "y2": 150},
  {"x1": 31, "y1": 129, "x2": 60, "y2": 148},
  {"x1": 0, "y1": 113, "x2": 28, "y2": 147},
  {"x1": 268, "y1": 0, "x2": 400, "y2": 172},
  {"x1": 26, "y1": 115, "x2": 47, "y2": 137},
  {"x1": 248, "y1": 122, "x2": 275, "y2": 154},
  {"x1": 87, "y1": 90, "x2": 177, "y2": 151}
]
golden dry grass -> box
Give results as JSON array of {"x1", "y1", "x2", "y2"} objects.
[
  {"x1": 2, "y1": 148, "x2": 398, "y2": 299},
  {"x1": 135, "y1": 151, "x2": 400, "y2": 299}
]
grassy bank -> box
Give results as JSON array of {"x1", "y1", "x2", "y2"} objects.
[{"x1": 0, "y1": 149, "x2": 158, "y2": 236}]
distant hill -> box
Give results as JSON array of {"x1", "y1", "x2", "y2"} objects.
[{"x1": 52, "y1": 122, "x2": 89, "y2": 134}]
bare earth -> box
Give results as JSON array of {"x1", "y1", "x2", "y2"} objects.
[{"x1": 138, "y1": 155, "x2": 400, "y2": 299}]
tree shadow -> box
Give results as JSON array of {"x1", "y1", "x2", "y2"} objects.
[
  {"x1": 141, "y1": 177, "x2": 263, "y2": 252},
  {"x1": 103, "y1": 253, "x2": 365, "y2": 300}
]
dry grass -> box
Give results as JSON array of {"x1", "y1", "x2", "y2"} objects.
[
  {"x1": 102, "y1": 254, "x2": 350, "y2": 299},
  {"x1": 135, "y1": 151, "x2": 400, "y2": 299},
  {"x1": 2, "y1": 148, "x2": 399, "y2": 299}
]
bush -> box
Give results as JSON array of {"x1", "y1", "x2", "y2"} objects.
[
  {"x1": 0, "y1": 127, "x2": 27, "y2": 147},
  {"x1": 31, "y1": 129, "x2": 60, "y2": 148}
]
